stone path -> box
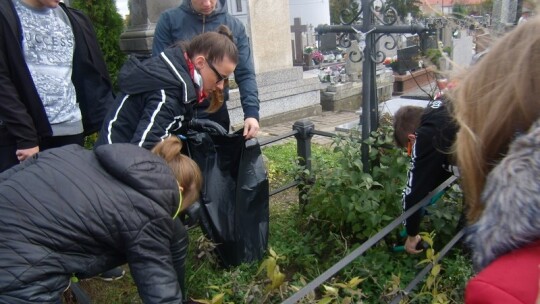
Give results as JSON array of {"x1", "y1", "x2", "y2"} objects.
[
  {"x1": 257, "y1": 81, "x2": 436, "y2": 146},
  {"x1": 258, "y1": 110, "x2": 360, "y2": 146}
]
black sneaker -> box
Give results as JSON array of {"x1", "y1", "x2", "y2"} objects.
[{"x1": 98, "y1": 267, "x2": 125, "y2": 281}]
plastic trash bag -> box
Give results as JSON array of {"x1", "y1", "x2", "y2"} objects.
[{"x1": 184, "y1": 130, "x2": 269, "y2": 267}]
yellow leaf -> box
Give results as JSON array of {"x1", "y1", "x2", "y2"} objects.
[
  {"x1": 266, "y1": 258, "x2": 276, "y2": 279},
  {"x1": 426, "y1": 248, "x2": 434, "y2": 260},
  {"x1": 271, "y1": 272, "x2": 286, "y2": 290},
  {"x1": 192, "y1": 299, "x2": 211, "y2": 304},
  {"x1": 211, "y1": 293, "x2": 224, "y2": 304},
  {"x1": 269, "y1": 247, "x2": 277, "y2": 258},
  {"x1": 256, "y1": 259, "x2": 267, "y2": 276},
  {"x1": 417, "y1": 258, "x2": 430, "y2": 266},
  {"x1": 323, "y1": 284, "x2": 339, "y2": 296},
  {"x1": 426, "y1": 276, "x2": 434, "y2": 289},
  {"x1": 420, "y1": 233, "x2": 434, "y2": 247},
  {"x1": 431, "y1": 264, "x2": 441, "y2": 276},
  {"x1": 348, "y1": 276, "x2": 365, "y2": 287},
  {"x1": 317, "y1": 297, "x2": 334, "y2": 304}
]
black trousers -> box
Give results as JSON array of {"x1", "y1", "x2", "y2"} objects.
[
  {"x1": 171, "y1": 218, "x2": 189, "y2": 299},
  {"x1": 0, "y1": 133, "x2": 84, "y2": 173}
]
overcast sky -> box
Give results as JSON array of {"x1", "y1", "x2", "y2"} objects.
[{"x1": 117, "y1": 0, "x2": 129, "y2": 17}]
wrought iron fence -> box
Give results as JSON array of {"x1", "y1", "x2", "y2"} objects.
[{"x1": 259, "y1": 120, "x2": 463, "y2": 303}]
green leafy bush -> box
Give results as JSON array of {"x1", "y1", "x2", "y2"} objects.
[
  {"x1": 71, "y1": 0, "x2": 126, "y2": 89},
  {"x1": 304, "y1": 125, "x2": 409, "y2": 240}
]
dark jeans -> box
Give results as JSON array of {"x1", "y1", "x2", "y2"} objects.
[
  {"x1": 0, "y1": 133, "x2": 84, "y2": 173},
  {"x1": 40, "y1": 133, "x2": 85, "y2": 150}
]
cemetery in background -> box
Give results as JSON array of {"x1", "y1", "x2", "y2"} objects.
[{"x1": 74, "y1": 0, "x2": 529, "y2": 132}]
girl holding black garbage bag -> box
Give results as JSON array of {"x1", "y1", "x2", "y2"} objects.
[
  {"x1": 95, "y1": 25, "x2": 238, "y2": 149},
  {"x1": 0, "y1": 136, "x2": 202, "y2": 303}
]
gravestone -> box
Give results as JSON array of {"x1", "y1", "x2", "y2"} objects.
[
  {"x1": 405, "y1": 34, "x2": 419, "y2": 47},
  {"x1": 441, "y1": 26, "x2": 453, "y2": 49},
  {"x1": 227, "y1": 0, "x2": 322, "y2": 129},
  {"x1": 120, "y1": 0, "x2": 321, "y2": 128},
  {"x1": 119, "y1": 0, "x2": 178, "y2": 54},
  {"x1": 290, "y1": 18, "x2": 307, "y2": 65},
  {"x1": 491, "y1": 0, "x2": 518, "y2": 35},
  {"x1": 344, "y1": 40, "x2": 363, "y2": 81},
  {"x1": 306, "y1": 24, "x2": 316, "y2": 47},
  {"x1": 420, "y1": 33, "x2": 437, "y2": 51},
  {"x1": 451, "y1": 30, "x2": 474, "y2": 68},
  {"x1": 319, "y1": 33, "x2": 337, "y2": 52}
]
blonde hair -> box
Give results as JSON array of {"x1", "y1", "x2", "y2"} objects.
[
  {"x1": 454, "y1": 16, "x2": 540, "y2": 222},
  {"x1": 151, "y1": 136, "x2": 203, "y2": 211}
]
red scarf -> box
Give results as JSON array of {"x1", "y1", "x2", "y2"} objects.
[{"x1": 184, "y1": 52, "x2": 207, "y2": 103}]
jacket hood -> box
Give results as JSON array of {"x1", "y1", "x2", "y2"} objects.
[
  {"x1": 95, "y1": 143, "x2": 180, "y2": 216},
  {"x1": 467, "y1": 118, "x2": 540, "y2": 271},
  {"x1": 180, "y1": 0, "x2": 227, "y2": 20},
  {"x1": 118, "y1": 48, "x2": 195, "y2": 98}
]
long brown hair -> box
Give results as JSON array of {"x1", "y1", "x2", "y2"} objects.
[
  {"x1": 184, "y1": 25, "x2": 238, "y2": 113},
  {"x1": 454, "y1": 16, "x2": 540, "y2": 222},
  {"x1": 151, "y1": 136, "x2": 203, "y2": 211}
]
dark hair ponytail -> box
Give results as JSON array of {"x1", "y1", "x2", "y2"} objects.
[{"x1": 184, "y1": 25, "x2": 238, "y2": 65}]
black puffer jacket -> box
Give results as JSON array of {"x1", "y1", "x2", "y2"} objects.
[{"x1": 0, "y1": 144, "x2": 182, "y2": 303}]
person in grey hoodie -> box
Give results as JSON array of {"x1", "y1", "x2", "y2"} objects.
[
  {"x1": 152, "y1": 0, "x2": 260, "y2": 139},
  {"x1": 96, "y1": 25, "x2": 238, "y2": 149},
  {"x1": 453, "y1": 16, "x2": 540, "y2": 303}
]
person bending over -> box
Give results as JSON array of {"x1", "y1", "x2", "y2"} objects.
[
  {"x1": 153, "y1": 0, "x2": 260, "y2": 139},
  {"x1": 393, "y1": 97, "x2": 458, "y2": 254},
  {"x1": 0, "y1": 136, "x2": 201, "y2": 303},
  {"x1": 95, "y1": 25, "x2": 238, "y2": 149}
]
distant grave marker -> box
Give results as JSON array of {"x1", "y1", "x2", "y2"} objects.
[
  {"x1": 319, "y1": 33, "x2": 337, "y2": 52},
  {"x1": 290, "y1": 17, "x2": 307, "y2": 64}
]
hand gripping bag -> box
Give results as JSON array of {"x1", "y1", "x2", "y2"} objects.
[{"x1": 185, "y1": 131, "x2": 269, "y2": 267}]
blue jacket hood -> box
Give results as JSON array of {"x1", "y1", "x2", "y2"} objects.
[{"x1": 180, "y1": 0, "x2": 228, "y2": 20}]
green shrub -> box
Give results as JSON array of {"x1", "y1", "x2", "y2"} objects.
[
  {"x1": 304, "y1": 125, "x2": 409, "y2": 241},
  {"x1": 71, "y1": 0, "x2": 126, "y2": 90}
]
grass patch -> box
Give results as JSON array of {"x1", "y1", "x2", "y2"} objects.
[{"x1": 68, "y1": 136, "x2": 472, "y2": 303}]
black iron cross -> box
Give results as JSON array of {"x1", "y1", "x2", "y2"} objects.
[{"x1": 316, "y1": 0, "x2": 428, "y2": 173}]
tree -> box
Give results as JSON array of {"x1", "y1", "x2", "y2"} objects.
[
  {"x1": 385, "y1": 0, "x2": 422, "y2": 21},
  {"x1": 71, "y1": 0, "x2": 126, "y2": 90},
  {"x1": 330, "y1": 0, "x2": 360, "y2": 24}
]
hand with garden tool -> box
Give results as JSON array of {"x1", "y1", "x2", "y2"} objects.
[{"x1": 405, "y1": 235, "x2": 426, "y2": 254}]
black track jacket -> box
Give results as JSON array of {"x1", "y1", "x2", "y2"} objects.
[
  {"x1": 402, "y1": 98, "x2": 458, "y2": 236},
  {"x1": 95, "y1": 48, "x2": 197, "y2": 150}
]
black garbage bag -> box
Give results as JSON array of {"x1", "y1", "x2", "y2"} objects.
[{"x1": 184, "y1": 130, "x2": 269, "y2": 267}]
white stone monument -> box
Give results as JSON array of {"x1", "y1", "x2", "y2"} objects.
[
  {"x1": 228, "y1": 0, "x2": 322, "y2": 128},
  {"x1": 119, "y1": 0, "x2": 322, "y2": 128}
]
